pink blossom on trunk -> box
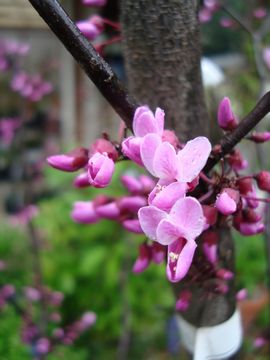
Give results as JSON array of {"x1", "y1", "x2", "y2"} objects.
[{"x1": 217, "y1": 97, "x2": 238, "y2": 130}]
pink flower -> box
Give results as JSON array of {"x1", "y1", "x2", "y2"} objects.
[
  {"x1": 253, "y1": 8, "x2": 267, "y2": 19},
  {"x1": 139, "y1": 197, "x2": 204, "y2": 282},
  {"x1": 239, "y1": 222, "x2": 265, "y2": 236},
  {"x1": 263, "y1": 47, "x2": 270, "y2": 70},
  {"x1": 228, "y1": 149, "x2": 248, "y2": 171},
  {"x1": 122, "y1": 219, "x2": 143, "y2": 233},
  {"x1": 36, "y1": 338, "x2": 50, "y2": 355},
  {"x1": 236, "y1": 288, "x2": 247, "y2": 301},
  {"x1": 96, "y1": 201, "x2": 120, "y2": 219},
  {"x1": 199, "y1": 8, "x2": 213, "y2": 23},
  {"x1": 122, "y1": 106, "x2": 164, "y2": 165},
  {"x1": 141, "y1": 135, "x2": 211, "y2": 183},
  {"x1": 77, "y1": 16, "x2": 104, "y2": 41},
  {"x1": 47, "y1": 147, "x2": 89, "y2": 172},
  {"x1": 73, "y1": 172, "x2": 91, "y2": 188},
  {"x1": 80, "y1": 312, "x2": 97, "y2": 328},
  {"x1": 217, "y1": 97, "x2": 238, "y2": 130},
  {"x1": 215, "y1": 188, "x2": 239, "y2": 215},
  {"x1": 220, "y1": 18, "x2": 234, "y2": 28},
  {"x1": 82, "y1": 0, "x2": 107, "y2": 7},
  {"x1": 71, "y1": 201, "x2": 100, "y2": 224},
  {"x1": 87, "y1": 153, "x2": 114, "y2": 188}
]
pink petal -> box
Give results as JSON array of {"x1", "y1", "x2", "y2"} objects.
[
  {"x1": 152, "y1": 142, "x2": 178, "y2": 180},
  {"x1": 122, "y1": 136, "x2": 143, "y2": 166},
  {"x1": 166, "y1": 239, "x2": 197, "y2": 282},
  {"x1": 133, "y1": 106, "x2": 164, "y2": 137},
  {"x1": 140, "y1": 133, "x2": 162, "y2": 175},
  {"x1": 88, "y1": 153, "x2": 115, "y2": 188},
  {"x1": 138, "y1": 206, "x2": 167, "y2": 240},
  {"x1": 176, "y1": 137, "x2": 211, "y2": 183},
  {"x1": 215, "y1": 191, "x2": 237, "y2": 215},
  {"x1": 95, "y1": 202, "x2": 120, "y2": 219},
  {"x1": 118, "y1": 196, "x2": 147, "y2": 212},
  {"x1": 149, "y1": 180, "x2": 187, "y2": 211},
  {"x1": 122, "y1": 219, "x2": 143, "y2": 233},
  {"x1": 156, "y1": 219, "x2": 181, "y2": 245},
  {"x1": 169, "y1": 197, "x2": 204, "y2": 241},
  {"x1": 154, "y1": 107, "x2": 165, "y2": 135}
]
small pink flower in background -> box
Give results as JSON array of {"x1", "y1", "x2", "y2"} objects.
[
  {"x1": 199, "y1": 8, "x2": 213, "y2": 23},
  {"x1": 263, "y1": 47, "x2": 270, "y2": 70},
  {"x1": 239, "y1": 221, "x2": 265, "y2": 236},
  {"x1": 217, "y1": 97, "x2": 238, "y2": 130},
  {"x1": 133, "y1": 243, "x2": 152, "y2": 273},
  {"x1": 236, "y1": 288, "x2": 247, "y2": 301},
  {"x1": 216, "y1": 268, "x2": 234, "y2": 280},
  {"x1": 80, "y1": 312, "x2": 97, "y2": 329},
  {"x1": 220, "y1": 18, "x2": 234, "y2": 28},
  {"x1": 253, "y1": 337, "x2": 267, "y2": 348},
  {"x1": 10, "y1": 205, "x2": 39, "y2": 226},
  {"x1": 202, "y1": 230, "x2": 218, "y2": 264},
  {"x1": 0, "y1": 117, "x2": 21, "y2": 145},
  {"x1": 215, "y1": 188, "x2": 239, "y2": 215},
  {"x1": 95, "y1": 201, "x2": 120, "y2": 220},
  {"x1": 253, "y1": 7, "x2": 267, "y2": 19},
  {"x1": 36, "y1": 338, "x2": 50, "y2": 355},
  {"x1": 71, "y1": 201, "x2": 100, "y2": 224},
  {"x1": 82, "y1": 0, "x2": 107, "y2": 6},
  {"x1": 77, "y1": 15, "x2": 104, "y2": 41},
  {"x1": 88, "y1": 152, "x2": 115, "y2": 188},
  {"x1": 24, "y1": 287, "x2": 41, "y2": 302},
  {"x1": 122, "y1": 219, "x2": 143, "y2": 233},
  {"x1": 175, "y1": 290, "x2": 192, "y2": 312},
  {"x1": 47, "y1": 147, "x2": 89, "y2": 172}
]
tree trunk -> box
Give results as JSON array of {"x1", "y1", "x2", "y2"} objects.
[
  {"x1": 121, "y1": 0, "x2": 208, "y2": 140},
  {"x1": 121, "y1": 0, "x2": 238, "y2": 357}
]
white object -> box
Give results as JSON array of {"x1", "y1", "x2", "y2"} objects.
[
  {"x1": 178, "y1": 308, "x2": 243, "y2": 360},
  {"x1": 201, "y1": 57, "x2": 225, "y2": 87}
]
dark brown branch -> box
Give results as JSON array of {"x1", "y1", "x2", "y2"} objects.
[
  {"x1": 27, "y1": 0, "x2": 137, "y2": 130},
  {"x1": 204, "y1": 91, "x2": 270, "y2": 173}
]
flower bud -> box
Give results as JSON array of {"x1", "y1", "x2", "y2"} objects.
[
  {"x1": 88, "y1": 153, "x2": 115, "y2": 188},
  {"x1": 216, "y1": 268, "x2": 234, "y2": 280},
  {"x1": 236, "y1": 288, "x2": 247, "y2": 301},
  {"x1": 122, "y1": 219, "x2": 143, "y2": 234},
  {"x1": 73, "y1": 172, "x2": 91, "y2": 188},
  {"x1": 239, "y1": 222, "x2": 265, "y2": 236},
  {"x1": 175, "y1": 290, "x2": 192, "y2": 312},
  {"x1": 95, "y1": 201, "x2": 120, "y2": 220},
  {"x1": 151, "y1": 242, "x2": 166, "y2": 264},
  {"x1": 89, "y1": 138, "x2": 118, "y2": 161},
  {"x1": 118, "y1": 196, "x2": 147, "y2": 213},
  {"x1": 228, "y1": 149, "x2": 248, "y2": 171},
  {"x1": 255, "y1": 171, "x2": 270, "y2": 192},
  {"x1": 80, "y1": 312, "x2": 97, "y2": 329},
  {"x1": 71, "y1": 201, "x2": 100, "y2": 224},
  {"x1": 121, "y1": 175, "x2": 142, "y2": 194},
  {"x1": 248, "y1": 131, "x2": 270, "y2": 143},
  {"x1": 36, "y1": 338, "x2": 50, "y2": 355},
  {"x1": 47, "y1": 147, "x2": 88, "y2": 172},
  {"x1": 215, "y1": 188, "x2": 239, "y2": 215},
  {"x1": 253, "y1": 7, "x2": 267, "y2": 19},
  {"x1": 218, "y1": 97, "x2": 238, "y2": 130},
  {"x1": 132, "y1": 243, "x2": 151, "y2": 273},
  {"x1": 76, "y1": 16, "x2": 104, "y2": 40}
]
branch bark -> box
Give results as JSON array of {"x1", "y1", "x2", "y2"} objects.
[{"x1": 28, "y1": 0, "x2": 137, "y2": 130}]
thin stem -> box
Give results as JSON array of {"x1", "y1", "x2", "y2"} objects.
[
  {"x1": 27, "y1": 0, "x2": 137, "y2": 130},
  {"x1": 204, "y1": 91, "x2": 270, "y2": 173},
  {"x1": 220, "y1": 2, "x2": 253, "y2": 36}
]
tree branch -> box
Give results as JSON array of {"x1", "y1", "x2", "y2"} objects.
[
  {"x1": 204, "y1": 91, "x2": 270, "y2": 173},
  {"x1": 27, "y1": 0, "x2": 137, "y2": 130}
]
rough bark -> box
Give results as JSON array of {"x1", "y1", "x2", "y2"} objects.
[
  {"x1": 121, "y1": 0, "x2": 208, "y2": 140},
  {"x1": 121, "y1": 0, "x2": 237, "y2": 334}
]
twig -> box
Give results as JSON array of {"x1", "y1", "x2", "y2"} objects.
[
  {"x1": 204, "y1": 91, "x2": 270, "y2": 173},
  {"x1": 27, "y1": 0, "x2": 137, "y2": 130}
]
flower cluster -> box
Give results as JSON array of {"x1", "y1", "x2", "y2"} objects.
[
  {"x1": 11, "y1": 71, "x2": 53, "y2": 102},
  {"x1": 0, "y1": 117, "x2": 21, "y2": 146},
  {"x1": 0, "y1": 281, "x2": 96, "y2": 357},
  {"x1": 48, "y1": 98, "x2": 270, "y2": 308}
]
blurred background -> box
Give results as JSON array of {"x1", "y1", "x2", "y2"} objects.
[{"x1": 0, "y1": 0, "x2": 269, "y2": 359}]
